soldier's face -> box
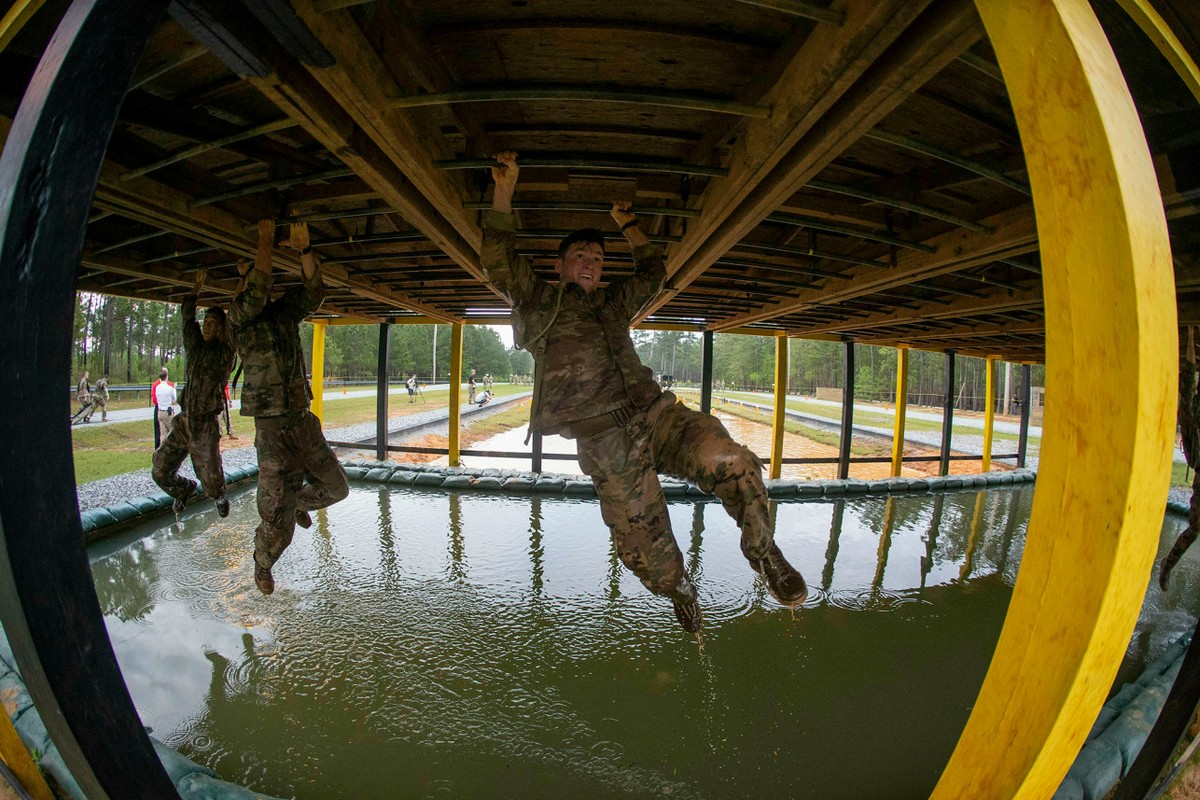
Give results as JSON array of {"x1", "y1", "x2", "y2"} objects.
[
  {"x1": 202, "y1": 315, "x2": 222, "y2": 341},
  {"x1": 555, "y1": 241, "x2": 604, "y2": 293}
]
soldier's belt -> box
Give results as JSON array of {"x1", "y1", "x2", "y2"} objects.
[{"x1": 568, "y1": 406, "x2": 635, "y2": 439}]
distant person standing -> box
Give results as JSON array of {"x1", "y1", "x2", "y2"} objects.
[
  {"x1": 467, "y1": 373, "x2": 477, "y2": 404},
  {"x1": 153, "y1": 270, "x2": 237, "y2": 517},
  {"x1": 228, "y1": 219, "x2": 349, "y2": 595},
  {"x1": 154, "y1": 368, "x2": 177, "y2": 438},
  {"x1": 221, "y1": 382, "x2": 233, "y2": 436},
  {"x1": 72, "y1": 371, "x2": 92, "y2": 424},
  {"x1": 92, "y1": 373, "x2": 109, "y2": 422},
  {"x1": 406, "y1": 373, "x2": 418, "y2": 403},
  {"x1": 151, "y1": 368, "x2": 167, "y2": 447}
]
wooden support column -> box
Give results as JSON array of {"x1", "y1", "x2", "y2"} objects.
[
  {"x1": 890, "y1": 345, "x2": 909, "y2": 477},
  {"x1": 0, "y1": 708, "x2": 54, "y2": 800},
  {"x1": 310, "y1": 319, "x2": 326, "y2": 423},
  {"x1": 940, "y1": 351, "x2": 956, "y2": 476},
  {"x1": 983, "y1": 356, "x2": 997, "y2": 471},
  {"x1": 770, "y1": 332, "x2": 788, "y2": 480},
  {"x1": 700, "y1": 330, "x2": 714, "y2": 415},
  {"x1": 0, "y1": 0, "x2": 183, "y2": 797},
  {"x1": 838, "y1": 342, "x2": 854, "y2": 480},
  {"x1": 932, "y1": 0, "x2": 1175, "y2": 797},
  {"x1": 375, "y1": 322, "x2": 390, "y2": 462},
  {"x1": 1017, "y1": 363, "x2": 1032, "y2": 468},
  {"x1": 448, "y1": 323, "x2": 463, "y2": 466}
]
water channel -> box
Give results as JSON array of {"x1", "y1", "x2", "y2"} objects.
[{"x1": 83, "y1": 479, "x2": 1200, "y2": 800}]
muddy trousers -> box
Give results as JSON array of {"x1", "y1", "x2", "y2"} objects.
[
  {"x1": 576, "y1": 391, "x2": 772, "y2": 604},
  {"x1": 152, "y1": 410, "x2": 225, "y2": 502},
  {"x1": 252, "y1": 411, "x2": 349, "y2": 571}
]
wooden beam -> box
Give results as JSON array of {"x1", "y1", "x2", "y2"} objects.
[
  {"x1": 716, "y1": 205, "x2": 1038, "y2": 330},
  {"x1": 640, "y1": 0, "x2": 983, "y2": 322},
  {"x1": 282, "y1": 0, "x2": 485, "y2": 258},
  {"x1": 852, "y1": 318, "x2": 1044, "y2": 346},
  {"x1": 93, "y1": 162, "x2": 458, "y2": 322}
]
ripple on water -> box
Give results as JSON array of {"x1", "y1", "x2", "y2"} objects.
[{"x1": 89, "y1": 483, "x2": 1177, "y2": 800}]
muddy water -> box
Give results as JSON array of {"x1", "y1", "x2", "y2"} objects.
[{"x1": 88, "y1": 485, "x2": 1199, "y2": 800}]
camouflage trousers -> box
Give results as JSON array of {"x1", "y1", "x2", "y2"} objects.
[
  {"x1": 83, "y1": 396, "x2": 105, "y2": 422},
  {"x1": 152, "y1": 410, "x2": 225, "y2": 501},
  {"x1": 575, "y1": 391, "x2": 772, "y2": 603},
  {"x1": 252, "y1": 411, "x2": 349, "y2": 571}
]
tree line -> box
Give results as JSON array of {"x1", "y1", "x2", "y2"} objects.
[{"x1": 73, "y1": 293, "x2": 1042, "y2": 409}]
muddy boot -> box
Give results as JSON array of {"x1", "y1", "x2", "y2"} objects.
[
  {"x1": 672, "y1": 598, "x2": 703, "y2": 633},
  {"x1": 295, "y1": 509, "x2": 312, "y2": 529},
  {"x1": 748, "y1": 544, "x2": 808, "y2": 606},
  {"x1": 215, "y1": 493, "x2": 230, "y2": 518},
  {"x1": 172, "y1": 478, "x2": 198, "y2": 516},
  {"x1": 255, "y1": 565, "x2": 274, "y2": 595}
]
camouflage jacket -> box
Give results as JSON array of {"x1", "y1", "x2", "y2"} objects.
[
  {"x1": 227, "y1": 268, "x2": 324, "y2": 418},
  {"x1": 181, "y1": 295, "x2": 236, "y2": 417},
  {"x1": 76, "y1": 377, "x2": 90, "y2": 404},
  {"x1": 95, "y1": 377, "x2": 108, "y2": 401},
  {"x1": 481, "y1": 210, "x2": 662, "y2": 435}
]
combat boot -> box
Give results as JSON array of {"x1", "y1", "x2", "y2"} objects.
[
  {"x1": 172, "y1": 478, "x2": 198, "y2": 516},
  {"x1": 255, "y1": 566, "x2": 274, "y2": 595},
  {"x1": 749, "y1": 544, "x2": 808, "y2": 606},
  {"x1": 215, "y1": 493, "x2": 230, "y2": 518},
  {"x1": 672, "y1": 599, "x2": 703, "y2": 633},
  {"x1": 295, "y1": 509, "x2": 312, "y2": 529}
]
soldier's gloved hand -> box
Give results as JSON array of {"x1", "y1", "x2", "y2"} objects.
[{"x1": 257, "y1": 219, "x2": 276, "y2": 243}]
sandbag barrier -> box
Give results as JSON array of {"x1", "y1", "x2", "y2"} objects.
[
  {"x1": 337, "y1": 461, "x2": 1039, "y2": 499},
  {"x1": 0, "y1": 627, "x2": 287, "y2": 800},
  {"x1": 78, "y1": 464, "x2": 260, "y2": 542},
  {"x1": 1052, "y1": 632, "x2": 1193, "y2": 800}
]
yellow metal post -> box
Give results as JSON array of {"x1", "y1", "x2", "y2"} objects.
[
  {"x1": 890, "y1": 345, "x2": 909, "y2": 477},
  {"x1": 448, "y1": 322, "x2": 463, "y2": 466},
  {"x1": 0, "y1": 0, "x2": 47, "y2": 54},
  {"x1": 0, "y1": 707, "x2": 55, "y2": 800},
  {"x1": 310, "y1": 319, "x2": 326, "y2": 423},
  {"x1": 982, "y1": 356, "x2": 996, "y2": 471},
  {"x1": 933, "y1": 2, "x2": 1176, "y2": 798},
  {"x1": 770, "y1": 332, "x2": 788, "y2": 480}
]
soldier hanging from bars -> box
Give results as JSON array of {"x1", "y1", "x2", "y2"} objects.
[
  {"x1": 153, "y1": 269, "x2": 237, "y2": 518},
  {"x1": 482, "y1": 152, "x2": 808, "y2": 633},
  {"x1": 229, "y1": 220, "x2": 349, "y2": 596}
]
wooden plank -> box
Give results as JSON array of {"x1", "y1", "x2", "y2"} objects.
[
  {"x1": 641, "y1": 0, "x2": 983, "y2": 323},
  {"x1": 285, "y1": 0, "x2": 483, "y2": 255},
  {"x1": 713, "y1": 204, "x2": 1038, "y2": 330},
  {"x1": 784, "y1": 283, "x2": 1043, "y2": 337},
  {"x1": 93, "y1": 162, "x2": 458, "y2": 322}
]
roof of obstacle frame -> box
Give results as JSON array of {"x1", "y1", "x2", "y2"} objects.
[{"x1": 2, "y1": 0, "x2": 1199, "y2": 363}]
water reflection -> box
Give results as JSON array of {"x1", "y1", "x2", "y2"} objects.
[{"x1": 87, "y1": 485, "x2": 1200, "y2": 800}]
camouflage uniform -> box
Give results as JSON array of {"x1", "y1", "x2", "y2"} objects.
[
  {"x1": 153, "y1": 296, "x2": 236, "y2": 504},
  {"x1": 228, "y1": 267, "x2": 348, "y2": 573},
  {"x1": 75, "y1": 376, "x2": 91, "y2": 421},
  {"x1": 92, "y1": 376, "x2": 108, "y2": 421},
  {"x1": 482, "y1": 210, "x2": 774, "y2": 604}
]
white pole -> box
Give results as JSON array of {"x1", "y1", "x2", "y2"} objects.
[
  {"x1": 432, "y1": 324, "x2": 438, "y2": 385},
  {"x1": 1003, "y1": 361, "x2": 1012, "y2": 415}
]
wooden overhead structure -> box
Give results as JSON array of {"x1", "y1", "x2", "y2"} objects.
[{"x1": 2, "y1": 0, "x2": 1196, "y2": 359}]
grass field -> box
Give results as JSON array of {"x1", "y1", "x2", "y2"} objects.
[{"x1": 70, "y1": 384, "x2": 529, "y2": 484}]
